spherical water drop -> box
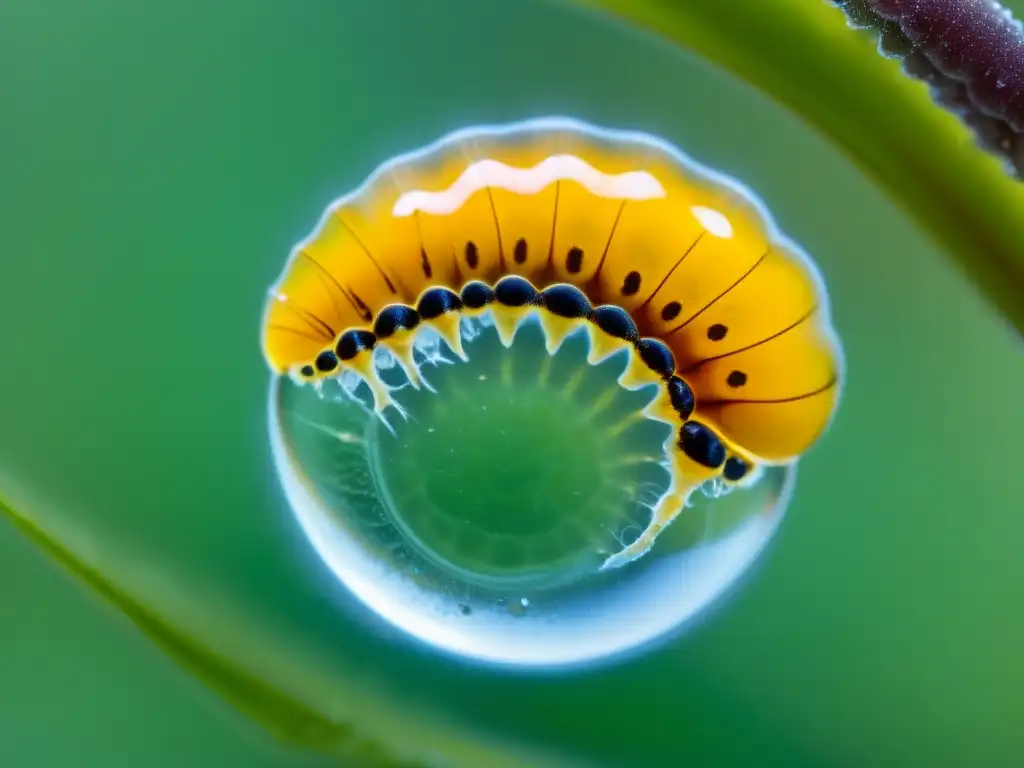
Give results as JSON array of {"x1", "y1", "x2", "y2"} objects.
[{"x1": 270, "y1": 312, "x2": 794, "y2": 669}]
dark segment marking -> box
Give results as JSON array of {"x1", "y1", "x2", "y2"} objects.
[
  {"x1": 681, "y1": 306, "x2": 818, "y2": 375},
  {"x1": 282, "y1": 301, "x2": 336, "y2": 339},
  {"x1": 678, "y1": 421, "x2": 727, "y2": 469},
  {"x1": 268, "y1": 323, "x2": 325, "y2": 344},
  {"x1": 638, "y1": 232, "x2": 704, "y2": 312},
  {"x1": 700, "y1": 374, "x2": 839, "y2": 406},
  {"x1": 660, "y1": 301, "x2": 682, "y2": 322},
  {"x1": 460, "y1": 281, "x2": 494, "y2": 309},
  {"x1": 723, "y1": 456, "x2": 750, "y2": 482},
  {"x1": 374, "y1": 304, "x2": 421, "y2": 339},
  {"x1": 547, "y1": 181, "x2": 560, "y2": 265},
  {"x1": 450, "y1": 243, "x2": 461, "y2": 275},
  {"x1": 420, "y1": 248, "x2": 432, "y2": 278},
  {"x1": 336, "y1": 329, "x2": 377, "y2": 361},
  {"x1": 667, "y1": 249, "x2": 768, "y2": 337},
  {"x1": 465, "y1": 241, "x2": 479, "y2": 269},
  {"x1": 636, "y1": 338, "x2": 676, "y2": 380},
  {"x1": 294, "y1": 249, "x2": 385, "y2": 328},
  {"x1": 494, "y1": 275, "x2": 541, "y2": 307},
  {"x1": 707, "y1": 323, "x2": 728, "y2": 341},
  {"x1": 666, "y1": 376, "x2": 695, "y2": 419},
  {"x1": 334, "y1": 216, "x2": 397, "y2": 293},
  {"x1": 591, "y1": 305, "x2": 639, "y2": 341},
  {"x1": 417, "y1": 287, "x2": 462, "y2": 319},
  {"x1": 542, "y1": 284, "x2": 593, "y2": 318},
  {"x1": 314, "y1": 349, "x2": 339, "y2": 373},
  {"x1": 294, "y1": 245, "x2": 386, "y2": 323},
  {"x1": 300, "y1": 364, "x2": 315, "y2": 378},
  {"x1": 565, "y1": 246, "x2": 584, "y2": 274},
  {"x1": 349, "y1": 290, "x2": 373, "y2": 322},
  {"x1": 621, "y1": 271, "x2": 642, "y2": 296},
  {"x1": 514, "y1": 238, "x2": 528, "y2": 265},
  {"x1": 592, "y1": 199, "x2": 627, "y2": 284},
  {"x1": 295, "y1": 250, "x2": 346, "y2": 323},
  {"x1": 484, "y1": 187, "x2": 505, "y2": 268},
  {"x1": 726, "y1": 370, "x2": 748, "y2": 388}
]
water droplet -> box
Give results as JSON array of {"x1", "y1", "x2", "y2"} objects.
[{"x1": 271, "y1": 313, "x2": 794, "y2": 669}]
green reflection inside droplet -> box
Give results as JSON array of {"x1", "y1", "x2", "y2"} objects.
[
  {"x1": 367, "y1": 320, "x2": 670, "y2": 590},
  {"x1": 273, "y1": 310, "x2": 791, "y2": 668}
]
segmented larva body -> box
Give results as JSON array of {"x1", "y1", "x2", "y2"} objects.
[{"x1": 261, "y1": 118, "x2": 844, "y2": 569}]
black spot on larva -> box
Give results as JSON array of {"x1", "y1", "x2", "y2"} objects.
[
  {"x1": 707, "y1": 323, "x2": 728, "y2": 341},
  {"x1": 679, "y1": 421, "x2": 727, "y2": 469},
  {"x1": 591, "y1": 305, "x2": 638, "y2": 341},
  {"x1": 666, "y1": 376, "x2": 695, "y2": 419},
  {"x1": 374, "y1": 304, "x2": 421, "y2": 339},
  {"x1": 300, "y1": 364, "x2": 315, "y2": 377},
  {"x1": 460, "y1": 281, "x2": 494, "y2": 309},
  {"x1": 621, "y1": 271, "x2": 641, "y2": 296},
  {"x1": 542, "y1": 284, "x2": 592, "y2": 319},
  {"x1": 513, "y1": 238, "x2": 528, "y2": 264},
  {"x1": 420, "y1": 248, "x2": 432, "y2": 278},
  {"x1": 336, "y1": 329, "x2": 376, "y2": 361},
  {"x1": 458, "y1": 604, "x2": 472, "y2": 616},
  {"x1": 661, "y1": 301, "x2": 682, "y2": 322},
  {"x1": 636, "y1": 338, "x2": 676, "y2": 380},
  {"x1": 566, "y1": 246, "x2": 584, "y2": 274},
  {"x1": 494, "y1": 275, "x2": 541, "y2": 307},
  {"x1": 465, "y1": 241, "x2": 479, "y2": 269},
  {"x1": 315, "y1": 349, "x2": 339, "y2": 373},
  {"x1": 417, "y1": 287, "x2": 462, "y2": 319},
  {"x1": 727, "y1": 370, "x2": 747, "y2": 388},
  {"x1": 724, "y1": 456, "x2": 750, "y2": 482}
]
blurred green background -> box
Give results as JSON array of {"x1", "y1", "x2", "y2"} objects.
[{"x1": 1, "y1": 0, "x2": 1021, "y2": 765}]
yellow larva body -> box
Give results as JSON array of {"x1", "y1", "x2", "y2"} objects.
[{"x1": 261, "y1": 118, "x2": 844, "y2": 569}]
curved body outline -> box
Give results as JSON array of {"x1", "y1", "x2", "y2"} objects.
[{"x1": 260, "y1": 117, "x2": 845, "y2": 568}]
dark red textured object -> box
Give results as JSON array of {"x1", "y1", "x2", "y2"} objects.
[{"x1": 866, "y1": 0, "x2": 1024, "y2": 132}]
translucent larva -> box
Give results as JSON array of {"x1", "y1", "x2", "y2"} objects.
[{"x1": 261, "y1": 117, "x2": 844, "y2": 570}]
